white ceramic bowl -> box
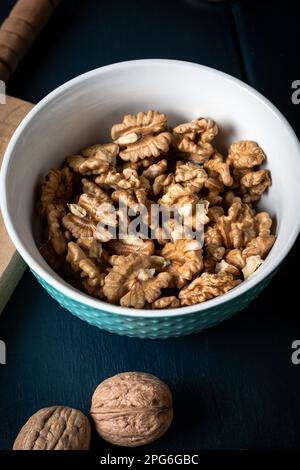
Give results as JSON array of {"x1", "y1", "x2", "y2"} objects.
[{"x1": 1, "y1": 59, "x2": 300, "y2": 338}]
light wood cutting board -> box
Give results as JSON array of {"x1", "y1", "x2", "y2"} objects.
[
  {"x1": 0, "y1": 0, "x2": 60, "y2": 313},
  {"x1": 0, "y1": 95, "x2": 33, "y2": 313}
]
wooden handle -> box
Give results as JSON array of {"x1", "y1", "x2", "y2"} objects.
[{"x1": 0, "y1": 0, "x2": 60, "y2": 82}]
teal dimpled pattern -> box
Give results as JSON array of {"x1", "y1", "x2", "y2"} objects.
[{"x1": 32, "y1": 270, "x2": 276, "y2": 339}]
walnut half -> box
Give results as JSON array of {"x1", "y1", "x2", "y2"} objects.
[
  {"x1": 179, "y1": 272, "x2": 241, "y2": 305},
  {"x1": 161, "y1": 239, "x2": 203, "y2": 288},
  {"x1": 66, "y1": 242, "x2": 105, "y2": 298},
  {"x1": 103, "y1": 254, "x2": 172, "y2": 308},
  {"x1": 111, "y1": 110, "x2": 172, "y2": 162},
  {"x1": 172, "y1": 118, "x2": 217, "y2": 163}
]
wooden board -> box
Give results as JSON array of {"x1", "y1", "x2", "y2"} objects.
[{"x1": 0, "y1": 95, "x2": 33, "y2": 313}]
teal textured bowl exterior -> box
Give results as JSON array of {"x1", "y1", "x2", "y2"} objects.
[{"x1": 32, "y1": 270, "x2": 276, "y2": 339}]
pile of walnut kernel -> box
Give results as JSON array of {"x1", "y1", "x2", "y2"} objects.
[{"x1": 38, "y1": 110, "x2": 275, "y2": 308}]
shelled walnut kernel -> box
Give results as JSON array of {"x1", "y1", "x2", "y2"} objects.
[{"x1": 38, "y1": 110, "x2": 275, "y2": 308}]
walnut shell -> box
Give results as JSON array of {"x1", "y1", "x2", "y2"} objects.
[
  {"x1": 13, "y1": 406, "x2": 91, "y2": 450},
  {"x1": 90, "y1": 372, "x2": 173, "y2": 447}
]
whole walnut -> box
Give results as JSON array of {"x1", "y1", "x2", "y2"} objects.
[
  {"x1": 90, "y1": 372, "x2": 173, "y2": 447},
  {"x1": 13, "y1": 406, "x2": 91, "y2": 450}
]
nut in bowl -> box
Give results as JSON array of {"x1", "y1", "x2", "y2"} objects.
[
  {"x1": 1, "y1": 59, "x2": 300, "y2": 338},
  {"x1": 37, "y1": 111, "x2": 275, "y2": 308}
]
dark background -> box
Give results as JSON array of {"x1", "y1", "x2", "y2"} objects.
[{"x1": 0, "y1": 0, "x2": 300, "y2": 451}]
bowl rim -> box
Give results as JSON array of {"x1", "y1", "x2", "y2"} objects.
[{"x1": 1, "y1": 58, "x2": 300, "y2": 318}]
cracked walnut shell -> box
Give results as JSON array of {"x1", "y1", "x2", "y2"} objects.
[
  {"x1": 90, "y1": 372, "x2": 173, "y2": 447},
  {"x1": 13, "y1": 406, "x2": 91, "y2": 450}
]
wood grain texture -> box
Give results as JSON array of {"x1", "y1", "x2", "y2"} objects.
[
  {"x1": 0, "y1": 0, "x2": 60, "y2": 81},
  {"x1": 6, "y1": 0, "x2": 244, "y2": 102},
  {"x1": 0, "y1": 95, "x2": 33, "y2": 314},
  {"x1": 0, "y1": 0, "x2": 299, "y2": 452}
]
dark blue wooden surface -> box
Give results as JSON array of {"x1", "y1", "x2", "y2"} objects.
[{"x1": 0, "y1": 0, "x2": 300, "y2": 450}]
